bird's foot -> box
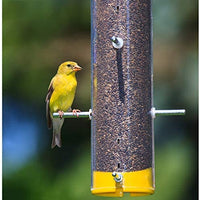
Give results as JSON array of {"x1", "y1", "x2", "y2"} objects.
[
  {"x1": 72, "y1": 109, "x2": 81, "y2": 118},
  {"x1": 58, "y1": 110, "x2": 64, "y2": 119}
]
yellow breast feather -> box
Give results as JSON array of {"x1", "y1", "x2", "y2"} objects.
[{"x1": 50, "y1": 73, "x2": 77, "y2": 113}]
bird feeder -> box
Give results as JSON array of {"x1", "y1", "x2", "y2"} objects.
[
  {"x1": 53, "y1": 0, "x2": 185, "y2": 197},
  {"x1": 90, "y1": 0, "x2": 185, "y2": 197},
  {"x1": 91, "y1": 0, "x2": 154, "y2": 196}
]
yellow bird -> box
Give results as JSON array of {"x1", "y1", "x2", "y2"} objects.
[{"x1": 46, "y1": 61, "x2": 82, "y2": 148}]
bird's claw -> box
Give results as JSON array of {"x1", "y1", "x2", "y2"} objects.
[
  {"x1": 72, "y1": 109, "x2": 81, "y2": 118},
  {"x1": 58, "y1": 110, "x2": 64, "y2": 119}
]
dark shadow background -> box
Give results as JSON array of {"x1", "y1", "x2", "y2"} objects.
[{"x1": 3, "y1": 0, "x2": 197, "y2": 199}]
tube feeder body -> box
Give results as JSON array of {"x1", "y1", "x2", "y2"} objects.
[{"x1": 91, "y1": 0, "x2": 154, "y2": 197}]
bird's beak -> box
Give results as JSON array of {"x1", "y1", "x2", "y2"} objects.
[{"x1": 73, "y1": 65, "x2": 82, "y2": 72}]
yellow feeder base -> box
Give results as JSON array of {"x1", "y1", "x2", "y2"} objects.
[{"x1": 91, "y1": 168, "x2": 154, "y2": 197}]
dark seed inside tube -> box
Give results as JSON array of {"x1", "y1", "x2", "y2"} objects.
[{"x1": 91, "y1": 0, "x2": 153, "y2": 172}]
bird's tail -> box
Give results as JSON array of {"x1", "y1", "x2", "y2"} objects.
[
  {"x1": 51, "y1": 118, "x2": 64, "y2": 148},
  {"x1": 51, "y1": 132, "x2": 62, "y2": 148}
]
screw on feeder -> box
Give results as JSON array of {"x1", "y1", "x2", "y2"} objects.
[
  {"x1": 112, "y1": 172, "x2": 123, "y2": 183},
  {"x1": 111, "y1": 36, "x2": 124, "y2": 49}
]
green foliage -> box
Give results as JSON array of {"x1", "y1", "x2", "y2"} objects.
[{"x1": 3, "y1": 0, "x2": 90, "y2": 103}]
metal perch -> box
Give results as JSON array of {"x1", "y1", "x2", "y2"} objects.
[{"x1": 53, "y1": 109, "x2": 92, "y2": 119}]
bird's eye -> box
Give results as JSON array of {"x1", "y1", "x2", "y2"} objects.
[{"x1": 67, "y1": 64, "x2": 71, "y2": 67}]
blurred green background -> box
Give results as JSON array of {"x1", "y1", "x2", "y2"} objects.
[{"x1": 3, "y1": 0, "x2": 197, "y2": 199}]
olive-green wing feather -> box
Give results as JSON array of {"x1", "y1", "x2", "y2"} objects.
[{"x1": 45, "y1": 79, "x2": 54, "y2": 129}]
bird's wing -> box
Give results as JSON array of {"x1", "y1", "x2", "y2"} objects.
[{"x1": 45, "y1": 78, "x2": 54, "y2": 129}]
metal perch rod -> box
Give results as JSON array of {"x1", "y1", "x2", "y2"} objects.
[
  {"x1": 53, "y1": 108, "x2": 185, "y2": 119},
  {"x1": 53, "y1": 109, "x2": 92, "y2": 119},
  {"x1": 155, "y1": 109, "x2": 185, "y2": 116},
  {"x1": 151, "y1": 107, "x2": 185, "y2": 118}
]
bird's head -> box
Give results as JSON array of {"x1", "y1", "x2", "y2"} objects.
[{"x1": 57, "y1": 61, "x2": 82, "y2": 75}]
